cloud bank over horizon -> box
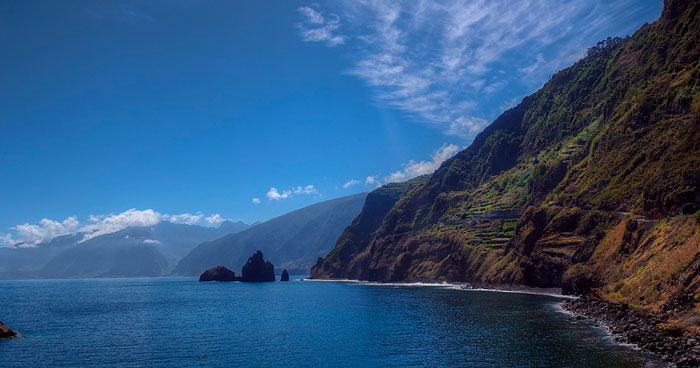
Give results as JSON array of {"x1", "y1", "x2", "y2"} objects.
[
  {"x1": 0, "y1": 209, "x2": 235, "y2": 247},
  {"x1": 296, "y1": 0, "x2": 659, "y2": 141}
]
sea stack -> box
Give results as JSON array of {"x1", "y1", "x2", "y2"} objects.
[
  {"x1": 241, "y1": 251, "x2": 276, "y2": 282},
  {"x1": 280, "y1": 269, "x2": 290, "y2": 281},
  {"x1": 198, "y1": 266, "x2": 240, "y2": 282},
  {"x1": 0, "y1": 321, "x2": 18, "y2": 339}
]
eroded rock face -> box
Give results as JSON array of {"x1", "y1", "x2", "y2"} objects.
[
  {"x1": 280, "y1": 269, "x2": 290, "y2": 281},
  {"x1": 198, "y1": 266, "x2": 239, "y2": 282},
  {"x1": 241, "y1": 251, "x2": 275, "y2": 282},
  {"x1": 0, "y1": 321, "x2": 18, "y2": 339}
]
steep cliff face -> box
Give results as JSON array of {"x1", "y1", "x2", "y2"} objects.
[
  {"x1": 310, "y1": 176, "x2": 428, "y2": 279},
  {"x1": 312, "y1": 0, "x2": 700, "y2": 327}
]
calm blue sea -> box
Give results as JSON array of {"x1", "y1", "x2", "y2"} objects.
[{"x1": 0, "y1": 277, "x2": 665, "y2": 367}]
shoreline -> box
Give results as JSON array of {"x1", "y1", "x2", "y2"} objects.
[
  {"x1": 563, "y1": 296, "x2": 700, "y2": 368},
  {"x1": 301, "y1": 278, "x2": 575, "y2": 299},
  {"x1": 305, "y1": 278, "x2": 698, "y2": 366},
  {"x1": 4, "y1": 276, "x2": 691, "y2": 366}
]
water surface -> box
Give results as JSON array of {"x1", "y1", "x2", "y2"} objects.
[{"x1": 0, "y1": 277, "x2": 664, "y2": 367}]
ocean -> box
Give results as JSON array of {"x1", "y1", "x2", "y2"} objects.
[{"x1": 0, "y1": 277, "x2": 665, "y2": 367}]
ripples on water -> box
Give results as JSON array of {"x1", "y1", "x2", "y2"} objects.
[{"x1": 0, "y1": 278, "x2": 666, "y2": 367}]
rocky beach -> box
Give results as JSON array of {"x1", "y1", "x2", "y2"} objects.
[{"x1": 564, "y1": 296, "x2": 700, "y2": 367}]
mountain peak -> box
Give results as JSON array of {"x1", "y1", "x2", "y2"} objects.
[{"x1": 216, "y1": 220, "x2": 250, "y2": 233}]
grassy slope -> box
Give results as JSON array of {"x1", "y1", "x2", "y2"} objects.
[{"x1": 313, "y1": 0, "x2": 700, "y2": 332}]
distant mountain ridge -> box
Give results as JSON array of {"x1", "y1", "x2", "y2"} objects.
[
  {"x1": 0, "y1": 191, "x2": 369, "y2": 280},
  {"x1": 173, "y1": 192, "x2": 367, "y2": 276},
  {"x1": 0, "y1": 220, "x2": 249, "y2": 279}
]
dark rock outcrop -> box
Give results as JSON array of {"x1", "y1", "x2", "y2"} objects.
[
  {"x1": 0, "y1": 321, "x2": 18, "y2": 339},
  {"x1": 280, "y1": 269, "x2": 290, "y2": 281},
  {"x1": 198, "y1": 265, "x2": 240, "y2": 282},
  {"x1": 199, "y1": 266, "x2": 241, "y2": 282},
  {"x1": 241, "y1": 251, "x2": 275, "y2": 282}
]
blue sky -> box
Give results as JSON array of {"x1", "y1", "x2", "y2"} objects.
[{"x1": 0, "y1": 0, "x2": 662, "y2": 246}]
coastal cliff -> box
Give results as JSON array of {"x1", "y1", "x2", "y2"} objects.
[
  {"x1": 311, "y1": 0, "x2": 700, "y2": 347},
  {"x1": 311, "y1": 176, "x2": 429, "y2": 279}
]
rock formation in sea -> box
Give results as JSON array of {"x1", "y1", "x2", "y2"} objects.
[
  {"x1": 173, "y1": 193, "x2": 367, "y2": 276},
  {"x1": 241, "y1": 251, "x2": 276, "y2": 282},
  {"x1": 198, "y1": 265, "x2": 240, "y2": 282},
  {"x1": 280, "y1": 269, "x2": 290, "y2": 281},
  {"x1": 0, "y1": 321, "x2": 18, "y2": 339}
]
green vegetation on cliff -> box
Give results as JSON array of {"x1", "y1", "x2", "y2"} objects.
[{"x1": 312, "y1": 0, "x2": 700, "y2": 334}]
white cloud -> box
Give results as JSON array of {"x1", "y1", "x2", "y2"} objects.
[
  {"x1": 447, "y1": 117, "x2": 488, "y2": 139},
  {"x1": 0, "y1": 233, "x2": 15, "y2": 246},
  {"x1": 87, "y1": 214, "x2": 104, "y2": 222},
  {"x1": 204, "y1": 213, "x2": 227, "y2": 225},
  {"x1": 384, "y1": 143, "x2": 460, "y2": 183},
  {"x1": 293, "y1": 185, "x2": 318, "y2": 195},
  {"x1": 297, "y1": 6, "x2": 345, "y2": 46},
  {"x1": 167, "y1": 213, "x2": 203, "y2": 225},
  {"x1": 79, "y1": 209, "x2": 162, "y2": 242},
  {"x1": 498, "y1": 97, "x2": 521, "y2": 113},
  {"x1": 265, "y1": 185, "x2": 319, "y2": 201},
  {"x1": 267, "y1": 187, "x2": 292, "y2": 200},
  {"x1": 298, "y1": 6, "x2": 325, "y2": 24},
  {"x1": 343, "y1": 179, "x2": 361, "y2": 189},
  {"x1": 252, "y1": 198, "x2": 261, "y2": 204},
  {"x1": 0, "y1": 216, "x2": 79, "y2": 247},
  {"x1": 297, "y1": 0, "x2": 655, "y2": 141},
  {"x1": 519, "y1": 53, "x2": 547, "y2": 75},
  {"x1": 0, "y1": 208, "x2": 234, "y2": 246},
  {"x1": 143, "y1": 239, "x2": 160, "y2": 245},
  {"x1": 347, "y1": 144, "x2": 459, "y2": 189},
  {"x1": 365, "y1": 176, "x2": 381, "y2": 188}
]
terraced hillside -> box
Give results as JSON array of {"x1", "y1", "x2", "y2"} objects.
[{"x1": 312, "y1": 0, "x2": 700, "y2": 334}]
